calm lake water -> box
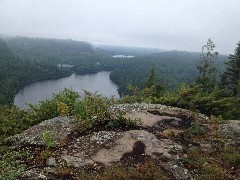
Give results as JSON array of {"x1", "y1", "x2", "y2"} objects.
[{"x1": 14, "y1": 71, "x2": 119, "y2": 109}]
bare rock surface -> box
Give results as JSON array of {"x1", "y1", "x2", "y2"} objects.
[
  {"x1": 4, "y1": 116, "x2": 75, "y2": 147},
  {"x1": 17, "y1": 168, "x2": 56, "y2": 180},
  {"x1": 61, "y1": 154, "x2": 94, "y2": 167},
  {"x1": 92, "y1": 130, "x2": 182, "y2": 165},
  {"x1": 46, "y1": 157, "x2": 57, "y2": 167},
  {"x1": 110, "y1": 103, "x2": 209, "y2": 121},
  {"x1": 218, "y1": 120, "x2": 240, "y2": 142},
  {"x1": 124, "y1": 110, "x2": 182, "y2": 128}
]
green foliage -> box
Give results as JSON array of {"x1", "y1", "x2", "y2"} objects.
[
  {"x1": 222, "y1": 145, "x2": 240, "y2": 167},
  {"x1": 120, "y1": 81, "x2": 240, "y2": 119},
  {"x1": 73, "y1": 90, "x2": 139, "y2": 132},
  {"x1": 221, "y1": 41, "x2": 240, "y2": 96},
  {"x1": 42, "y1": 131, "x2": 55, "y2": 149},
  {"x1": 181, "y1": 148, "x2": 207, "y2": 170},
  {"x1": 196, "y1": 39, "x2": 219, "y2": 92},
  {"x1": 0, "y1": 37, "x2": 71, "y2": 105},
  {"x1": 55, "y1": 88, "x2": 80, "y2": 115},
  {"x1": 120, "y1": 84, "x2": 155, "y2": 103},
  {"x1": 187, "y1": 123, "x2": 205, "y2": 136},
  {"x1": 109, "y1": 51, "x2": 227, "y2": 96},
  {"x1": 75, "y1": 160, "x2": 164, "y2": 179},
  {"x1": 0, "y1": 105, "x2": 29, "y2": 141},
  {"x1": 201, "y1": 165, "x2": 224, "y2": 180},
  {"x1": 73, "y1": 90, "x2": 111, "y2": 123},
  {"x1": 26, "y1": 88, "x2": 79, "y2": 124},
  {"x1": 106, "y1": 111, "x2": 140, "y2": 128},
  {"x1": 40, "y1": 150, "x2": 52, "y2": 160},
  {"x1": 0, "y1": 89, "x2": 139, "y2": 141},
  {"x1": 0, "y1": 149, "x2": 32, "y2": 180},
  {"x1": 157, "y1": 84, "x2": 240, "y2": 119},
  {"x1": 145, "y1": 64, "x2": 157, "y2": 88},
  {"x1": 181, "y1": 148, "x2": 225, "y2": 180}
]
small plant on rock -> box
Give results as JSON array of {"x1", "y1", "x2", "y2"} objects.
[
  {"x1": 222, "y1": 145, "x2": 240, "y2": 167},
  {"x1": 0, "y1": 150, "x2": 32, "y2": 180},
  {"x1": 187, "y1": 122, "x2": 205, "y2": 136},
  {"x1": 42, "y1": 131, "x2": 55, "y2": 149},
  {"x1": 40, "y1": 149, "x2": 52, "y2": 160}
]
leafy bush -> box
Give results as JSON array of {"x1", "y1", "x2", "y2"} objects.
[
  {"x1": 0, "y1": 106, "x2": 29, "y2": 141},
  {"x1": 187, "y1": 123, "x2": 205, "y2": 136},
  {"x1": 73, "y1": 90, "x2": 140, "y2": 132},
  {"x1": 120, "y1": 84, "x2": 155, "y2": 103},
  {"x1": 0, "y1": 88, "x2": 139, "y2": 141},
  {"x1": 161, "y1": 85, "x2": 240, "y2": 120},
  {"x1": 27, "y1": 88, "x2": 79, "y2": 123}
]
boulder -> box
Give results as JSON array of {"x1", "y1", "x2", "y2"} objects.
[
  {"x1": 17, "y1": 168, "x2": 57, "y2": 180},
  {"x1": 218, "y1": 120, "x2": 240, "y2": 142},
  {"x1": 46, "y1": 157, "x2": 57, "y2": 167},
  {"x1": 4, "y1": 116, "x2": 75, "y2": 147}
]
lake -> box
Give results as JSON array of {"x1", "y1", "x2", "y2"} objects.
[{"x1": 14, "y1": 71, "x2": 119, "y2": 109}]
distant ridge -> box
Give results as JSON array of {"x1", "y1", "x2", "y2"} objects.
[
  {"x1": 2, "y1": 36, "x2": 94, "y2": 60},
  {"x1": 94, "y1": 44, "x2": 167, "y2": 56}
]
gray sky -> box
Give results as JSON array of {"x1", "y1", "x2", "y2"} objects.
[{"x1": 0, "y1": 0, "x2": 240, "y2": 54}]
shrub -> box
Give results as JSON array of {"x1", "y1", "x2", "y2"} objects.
[
  {"x1": 73, "y1": 91, "x2": 140, "y2": 132},
  {"x1": 222, "y1": 145, "x2": 240, "y2": 167},
  {"x1": 0, "y1": 150, "x2": 32, "y2": 180},
  {"x1": 57, "y1": 101, "x2": 69, "y2": 116},
  {"x1": 0, "y1": 106, "x2": 29, "y2": 141},
  {"x1": 0, "y1": 89, "x2": 139, "y2": 142},
  {"x1": 187, "y1": 123, "x2": 205, "y2": 136},
  {"x1": 42, "y1": 131, "x2": 55, "y2": 149},
  {"x1": 202, "y1": 165, "x2": 224, "y2": 180},
  {"x1": 181, "y1": 148, "x2": 207, "y2": 169}
]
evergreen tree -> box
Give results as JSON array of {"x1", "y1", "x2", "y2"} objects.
[
  {"x1": 196, "y1": 39, "x2": 218, "y2": 92},
  {"x1": 145, "y1": 65, "x2": 164, "y2": 98},
  {"x1": 145, "y1": 64, "x2": 156, "y2": 88},
  {"x1": 221, "y1": 41, "x2": 240, "y2": 96}
]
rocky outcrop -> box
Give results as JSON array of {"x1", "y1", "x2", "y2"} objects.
[
  {"x1": 218, "y1": 120, "x2": 240, "y2": 143},
  {"x1": 92, "y1": 130, "x2": 182, "y2": 164},
  {"x1": 4, "y1": 116, "x2": 76, "y2": 147},
  {"x1": 3, "y1": 103, "x2": 239, "y2": 179}
]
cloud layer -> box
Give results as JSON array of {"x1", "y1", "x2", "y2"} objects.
[{"x1": 0, "y1": 0, "x2": 240, "y2": 54}]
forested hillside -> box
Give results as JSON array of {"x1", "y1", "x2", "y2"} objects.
[
  {"x1": 0, "y1": 38, "x2": 71, "y2": 105},
  {"x1": 109, "y1": 51, "x2": 227, "y2": 95},
  {"x1": 4, "y1": 36, "x2": 94, "y2": 62},
  {"x1": 0, "y1": 36, "x2": 229, "y2": 105}
]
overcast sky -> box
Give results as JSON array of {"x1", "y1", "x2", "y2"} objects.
[{"x1": 0, "y1": 0, "x2": 240, "y2": 54}]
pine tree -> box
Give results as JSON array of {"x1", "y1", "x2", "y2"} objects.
[
  {"x1": 145, "y1": 65, "x2": 156, "y2": 88},
  {"x1": 145, "y1": 65, "x2": 164, "y2": 98},
  {"x1": 196, "y1": 39, "x2": 218, "y2": 92},
  {"x1": 221, "y1": 41, "x2": 240, "y2": 96}
]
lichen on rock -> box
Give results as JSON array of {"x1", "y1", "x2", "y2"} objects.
[{"x1": 4, "y1": 116, "x2": 76, "y2": 147}]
